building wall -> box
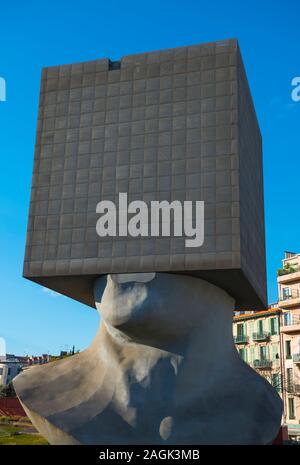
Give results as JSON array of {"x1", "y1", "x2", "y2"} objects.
[
  {"x1": 0, "y1": 362, "x2": 21, "y2": 386},
  {"x1": 278, "y1": 254, "x2": 300, "y2": 305},
  {"x1": 233, "y1": 311, "x2": 281, "y2": 390},
  {"x1": 233, "y1": 252, "x2": 300, "y2": 441},
  {"x1": 278, "y1": 252, "x2": 300, "y2": 440}
]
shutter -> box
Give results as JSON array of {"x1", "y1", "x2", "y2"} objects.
[
  {"x1": 273, "y1": 343, "x2": 278, "y2": 360},
  {"x1": 250, "y1": 321, "x2": 254, "y2": 339},
  {"x1": 274, "y1": 317, "x2": 278, "y2": 334}
]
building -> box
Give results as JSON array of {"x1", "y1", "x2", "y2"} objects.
[
  {"x1": 0, "y1": 354, "x2": 50, "y2": 386},
  {"x1": 0, "y1": 356, "x2": 22, "y2": 386},
  {"x1": 21, "y1": 354, "x2": 50, "y2": 367},
  {"x1": 23, "y1": 38, "x2": 266, "y2": 311},
  {"x1": 233, "y1": 250, "x2": 300, "y2": 441},
  {"x1": 277, "y1": 251, "x2": 300, "y2": 440},
  {"x1": 233, "y1": 308, "x2": 282, "y2": 394}
]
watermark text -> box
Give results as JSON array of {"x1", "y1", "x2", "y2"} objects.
[
  {"x1": 291, "y1": 77, "x2": 300, "y2": 102},
  {"x1": 0, "y1": 77, "x2": 6, "y2": 102},
  {"x1": 96, "y1": 193, "x2": 204, "y2": 248}
]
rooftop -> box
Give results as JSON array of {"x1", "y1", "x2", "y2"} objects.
[{"x1": 233, "y1": 308, "x2": 281, "y2": 322}]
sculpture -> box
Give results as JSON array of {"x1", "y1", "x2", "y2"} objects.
[
  {"x1": 16, "y1": 39, "x2": 283, "y2": 444},
  {"x1": 14, "y1": 273, "x2": 282, "y2": 444}
]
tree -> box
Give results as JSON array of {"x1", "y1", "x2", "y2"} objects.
[{"x1": 253, "y1": 364, "x2": 300, "y2": 398}]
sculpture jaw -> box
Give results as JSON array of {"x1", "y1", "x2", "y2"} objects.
[{"x1": 95, "y1": 273, "x2": 235, "y2": 354}]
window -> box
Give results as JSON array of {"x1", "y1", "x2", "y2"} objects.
[
  {"x1": 0, "y1": 368, "x2": 3, "y2": 375},
  {"x1": 7, "y1": 368, "x2": 11, "y2": 375},
  {"x1": 257, "y1": 320, "x2": 264, "y2": 334},
  {"x1": 260, "y1": 345, "x2": 267, "y2": 360},
  {"x1": 237, "y1": 323, "x2": 245, "y2": 337},
  {"x1": 270, "y1": 318, "x2": 278, "y2": 335},
  {"x1": 239, "y1": 348, "x2": 247, "y2": 362},
  {"x1": 283, "y1": 287, "x2": 292, "y2": 300},
  {"x1": 272, "y1": 373, "x2": 281, "y2": 393},
  {"x1": 286, "y1": 340, "x2": 292, "y2": 359},
  {"x1": 284, "y1": 313, "x2": 292, "y2": 325},
  {"x1": 288, "y1": 398, "x2": 295, "y2": 419},
  {"x1": 287, "y1": 368, "x2": 293, "y2": 391}
]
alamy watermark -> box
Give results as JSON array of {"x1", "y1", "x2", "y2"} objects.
[
  {"x1": 0, "y1": 77, "x2": 6, "y2": 102},
  {"x1": 96, "y1": 193, "x2": 204, "y2": 248},
  {"x1": 291, "y1": 77, "x2": 300, "y2": 102}
]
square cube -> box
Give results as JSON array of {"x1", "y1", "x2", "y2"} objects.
[{"x1": 24, "y1": 39, "x2": 266, "y2": 309}]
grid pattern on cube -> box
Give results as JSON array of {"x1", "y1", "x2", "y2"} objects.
[{"x1": 24, "y1": 39, "x2": 259, "y2": 294}]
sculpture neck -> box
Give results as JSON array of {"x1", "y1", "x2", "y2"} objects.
[
  {"x1": 95, "y1": 273, "x2": 237, "y2": 361},
  {"x1": 94, "y1": 307, "x2": 238, "y2": 379}
]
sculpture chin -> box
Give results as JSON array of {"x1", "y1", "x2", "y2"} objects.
[{"x1": 14, "y1": 273, "x2": 283, "y2": 445}]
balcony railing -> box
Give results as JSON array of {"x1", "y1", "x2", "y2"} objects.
[
  {"x1": 283, "y1": 315, "x2": 300, "y2": 327},
  {"x1": 292, "y1": 384, "x2": 300, "y2": 394},
  {"x1": 234, "y1": 335, "x2": 248, "y2": 344},
  {"x1": 293, "y1": 353, "x2": 300, "y2": 363},
  {"x1": 280, "y1": 289, "x2": 300, "y2": 301},
  {"x1": 286, "y1": 382, "x2": 300, "y2": 394},
  {"x1": 252, "y1": 332, "x2": 270, "y2": 341},
  {"x1": 277, "y1": 265, "x2": 300, "y2": 276},
  {"x1": 253, "y1": 359, "x2": 272, "y2": 369}
]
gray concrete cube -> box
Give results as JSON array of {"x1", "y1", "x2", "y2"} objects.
[{"x1": 24, "y1": 39, "x2": 266, "y2": 309}]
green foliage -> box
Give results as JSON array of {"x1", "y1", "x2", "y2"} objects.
[
  {"x1": 0, "y1": 382, "x2": 16, "y2": 397},
  {"x1": 0, "y1": 424, "x2": 48, "y2": 445},
  {"x1": 0, "y1": 408, "x2": 47, "y2": 445},
  {"x1": 277, "y1": 262, "x2": 297, "y2": 276}
]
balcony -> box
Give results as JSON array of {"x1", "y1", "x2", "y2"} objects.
[
  {"x1": 277, "y1": 265, "x2": 300, "y2": 284},
  {"x1": 252, "y1": 332, "x2": 270, "y2": 342},
  {"x1": 234, "y1": 335, "x2": 248, "y2": 344},
  {"x1": 286, "y1": 383, "x2": 300, "y2": 395},
  {"x1": 253, "y1": 359, "x2": 272, "y2": 369},
  {"x1": 278, "y1": 289, "x2": 300, "y2": 308},
  {"x1": 293, "y1": 353, "x2": 300, "y2": 364},
  {"x1": 281, "y1": 315, "x2": 300, "y2": 333},
  {"x1": 278, "y1": 265, "x2": 299, "y2": 276}
]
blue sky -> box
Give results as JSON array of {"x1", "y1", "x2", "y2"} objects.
[{"x1": 0, "y1": 0, "x2": 299, "y2": 355}]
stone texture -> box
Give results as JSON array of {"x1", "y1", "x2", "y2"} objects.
[
  {"x1": 14, "y1": 274, "x2": 282, "y2": 445},
  {"x1": 23, "y1": 39, "x2": 266, "y2": 309}
]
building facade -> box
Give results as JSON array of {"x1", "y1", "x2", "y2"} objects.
[
  {"x1": 277, "y1": 251, "x2": 300, "y2": 439},
  {"x1": 233, "y1": 251, "x2": 300, "y2": 441},
  {"x1": 0, "y1": 354, "x2": 50, "y2": 386},
  {"x1": 233, "y1": 308, "x2": 282, "y2": 393},
  {"x1": 0, "y1": 358, "x2": 22, "y2": 386}
]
